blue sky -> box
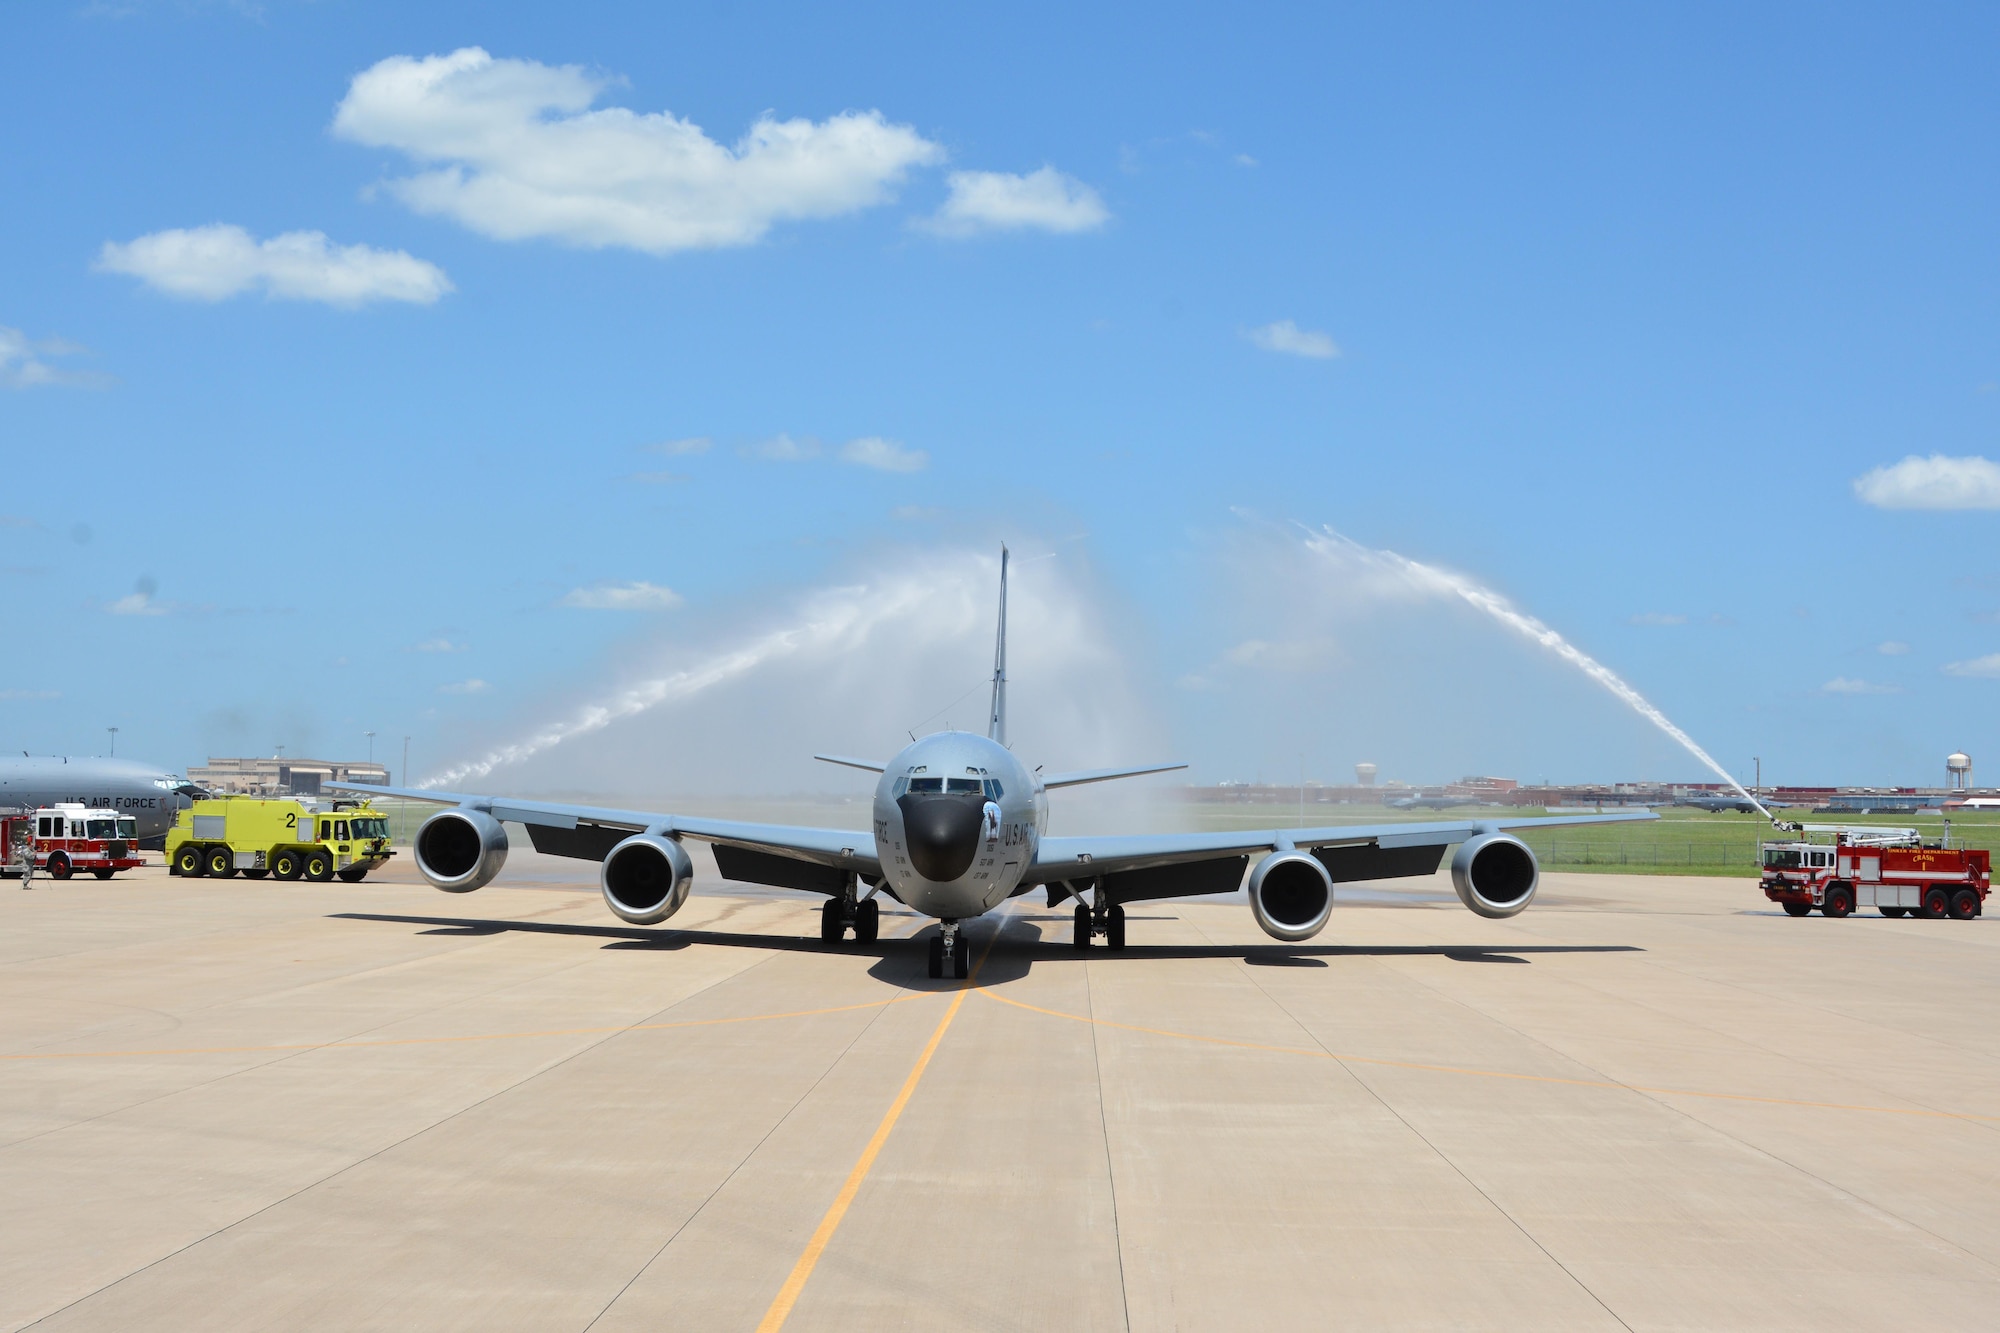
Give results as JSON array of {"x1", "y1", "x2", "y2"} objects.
[{"x1": 2, "y1": 1, "x2": 1997, "y2": 795}]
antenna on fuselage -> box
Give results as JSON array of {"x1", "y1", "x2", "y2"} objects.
[{"x1": 987, "y1": 544, "x2": 1009, "y2": 746}]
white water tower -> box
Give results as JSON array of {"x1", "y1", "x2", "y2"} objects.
[
  {"x1": 1355, "y1": 762, "x2": 1377, "y2": 787},
  {"x1": 1948, "y1": 752, "x2": 1972, "y2": 790}
]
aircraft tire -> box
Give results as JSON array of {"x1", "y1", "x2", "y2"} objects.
[
  {"x1": 1106, "y1": 903, "x2": 1127, "y2": 951},
  {"x1": 927, "y1": 935, "x2": 945, "y2": 979},
  {"x1": 854, "y1": 898, "x2": 880, "y2": 944},
  {"x1": 174, "y1": 845, "x2": 204, "y2": 877},
  {"x1": 1073, "y1": 903, "x2": 1091, "y2": 950},
  {"x1": 820, "y1": 897, "x2": 844, "y2": 943},
  {"x1": 952, "y1": 932, "x2": 969, "y2": 978},
  {"x1": 1952, "y1": 889, "x2": 1979, "y2": 921}
]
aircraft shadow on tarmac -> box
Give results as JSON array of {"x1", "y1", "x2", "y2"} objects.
[{"x1": 330, "y1": 912, "x2": 1641, "y2": 988}]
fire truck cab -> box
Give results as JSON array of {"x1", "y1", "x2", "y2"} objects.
[
  {"x1": 1761, "y1": 826, "x2": 1989, "y2": 920},
  {"x1": 23, "y1": 802, "x2": 144, "y2": 880}
]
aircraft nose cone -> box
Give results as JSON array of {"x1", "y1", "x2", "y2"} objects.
[{"x1": 897, "y1": 794, "x2": 984, "y2": 882}]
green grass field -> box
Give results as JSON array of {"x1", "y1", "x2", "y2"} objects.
[{"x1": 1181, "y1": 802, "x2": 2000, "y2": 877}]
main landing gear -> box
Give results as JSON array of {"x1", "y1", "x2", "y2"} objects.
[
  {"x1": 928, "y1": 920, "x2": 970, "y2": 980},
  {"x1": 1072, "y1": 901, "x2": 1127, "y2": 951},
  {"x1": 820, "y1": 888, "x2": 881, "y2": 945}
]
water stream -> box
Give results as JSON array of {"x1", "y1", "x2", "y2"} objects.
[{"x1": 1304, "y1": 529, "x2": 1773, "y2": 820}]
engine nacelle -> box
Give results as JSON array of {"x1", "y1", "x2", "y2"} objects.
[
  {"x1": 413, "y1": 808, "x2": 509, "y2": 893},
  {"x1": 1248, "y1": 850, "x2": 1335, "y2": 942},
  {"x1": 601, "y1": 834, "x2": 694, "y2": 925},
  {"x1": 1450, "y1": 833, "x2": 1539, "y2": 918}
]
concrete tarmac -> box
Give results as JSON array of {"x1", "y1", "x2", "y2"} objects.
[{"x1": 3, "y1": 856, "x2": 1998, "y2": 1331}]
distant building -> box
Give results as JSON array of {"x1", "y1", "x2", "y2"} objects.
[{"x1": 188, "y1": 756, "x2": 390, "y2": 797}]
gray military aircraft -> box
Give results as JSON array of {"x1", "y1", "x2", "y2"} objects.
[
  {"x1": 337, "y1": 549, "x2": 1654, "y2": 978},
  {"x1": 0, "y1": 755, "x2": 205, "y2": 845}
]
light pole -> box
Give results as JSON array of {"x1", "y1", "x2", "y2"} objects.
[
  {"x1": 365, "y1": 731, "x2": 376, "y2": 764},
  {"x1": 1754, "y1": 756, "x2": 1761, "y2": 796},
  {"x1": 107, "y1": 726, "x2": 117, "y2": 757}
]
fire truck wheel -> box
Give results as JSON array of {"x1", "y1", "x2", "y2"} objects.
[
  {"x1": 47, "y1": 853, "x2": 71, "y2": 880},
  {"x1": 1879, "y1": 905, "x2": 1907, "y2": 918},
  {"x1": 1951, "y1": 889, "x2": 1979, "y2": 921},
  {"x1": 205, "y1": 846, "x2": 236, "y2": 878},
  {"x1": 1822, "y1": 887, "x2": 1854, "y2": 918},
  {"x1": 174, "y1": 845, "x2": 204, "y2": 877},
  {"x1": 1922, "y1": 887, "x2": 1951, "y2": 919},
  {"x1": 271, "y1": 851, "x2": 301, "y2": 881},
  {"x1": 336, "y1": 867, "x2": 367, "y2": 883},
  {"x1": 1781, "y1": 901, "x2": 1812, "y2": 917},
  {"x1": 242, "y1": 869, "x2": 269, "y2": 880},
  {"x1": 305, "y1": 852, "x2": 333, "y2": 883},
  {"x1": 92, "y1": 869, "x2": 113, "y2": 880}
]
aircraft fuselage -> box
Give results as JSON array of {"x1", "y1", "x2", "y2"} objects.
[
  {"x1": 0, "y1": 757, "x2": 200, "y2": 841},
  {"x1": 872, "y1": 731, "x2": 1045, "y2": 919}
]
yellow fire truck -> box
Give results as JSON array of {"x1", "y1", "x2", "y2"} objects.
[{"x1": 165, "y1": 796, "x2": 395, "y2": 883}]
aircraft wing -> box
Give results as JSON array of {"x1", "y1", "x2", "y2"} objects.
[
  {"x1": 1026, "y1": 810, "x2": 1656, "y2": 902},
  {"x1": 328, "y1": 782, "x2": 880, "y2": 888}
]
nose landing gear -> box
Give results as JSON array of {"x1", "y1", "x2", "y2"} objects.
[{"x1": 927, "y1": 920, "x2": 970, "y2": 979}]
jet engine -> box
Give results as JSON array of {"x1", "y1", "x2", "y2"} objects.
[
  {"x1": 1450, "y1": 833, "x2": 1539, "y2": 918},
  {"x1": 413, "y1": 808, "x2": 509, "y2": 893},
  {"x1": 601, "y1": 834, "x2": 694, "y2": 925},
  {"x1": 1248, "y1": 850, "x2": 1335, "y2": 942}
]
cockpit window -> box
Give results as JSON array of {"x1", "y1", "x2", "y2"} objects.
[
  {"x1": 907, "y1": 777, "x2": 944, "y2": 793},
  {"x1": 983, "y1": 779, "x2": 1004, "y2": 800},
  {"x1": 946, "y1": 778, "x2": 983, "y2": 794}
]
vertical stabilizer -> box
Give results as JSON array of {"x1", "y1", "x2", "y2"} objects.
[{"x1": 987, "y1": 545, "x2": 1009, "y2": 745}]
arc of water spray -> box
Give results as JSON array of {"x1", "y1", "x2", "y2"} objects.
[
  {"x1": 424, "y1": 573, "x2": 956, "y2": 789},
  {"x1": 1304, "y1": 529, "x2": 1773, "y2": 820}
]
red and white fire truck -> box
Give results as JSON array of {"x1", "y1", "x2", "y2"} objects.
[
  {"x1": 20, "y1": 803, "x2": 144, "y2": 880},
  {"x1": 1761, "y1": 826, "x2": 1989, "y2": 920}
]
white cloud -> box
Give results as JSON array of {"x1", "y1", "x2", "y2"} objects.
[
  {"x1": 0, "y1": 688, "x2": 60, "y2": 700},
  {"x1": 411, "y1": 637, "x2": 464, "y2": 653},
  {"x1": 646, "y1": 437, "x2": 711, "y2": 455},
  {"x1": 106, "y1": 591, "x2": 167, "y2": 616},
  {"x1": 892, "y1": 505, "x2": 943, "y2": 521},
  {"x1": 740, "y1": 433, "x2": 820, "y2": 462},
  {"x1": 923, "y1": 167, "x2": 1110, "y2": 237},
  {"x1": 1853, "y1": 455, "x2": 2000, "y2": 510},
  {"x1": 561, "y1": 580, "x2": 683, "y2": 611},
  {"x1": 1878, "y1": 640, "x2": 1910, "y2": 656},
  {"x1": 839, "y1": 436, "x2": 927, "y2": 473},
  {"x1": 0, "y1": 326, "x2": 106, "y2": 388},
  {"x1": 440, "y1": 678, "x2": 489, "y2": 694},
  {"x1": 626, "y1": 470, "x2": 689, "y2": 485},
  {"x1": 1944, "y1": 653, "x2": 2000, "y2": 678},
  {"x1": 333, "y1": 48, "x2": 943, "y2": 254},
  {"x1": 1245, "y1": 319, "x2": 1340, "y2": 360},
  {"x1": 97, "y1": 225, "x2": 451, "y2": 306},
  {"x1": 1822, "y1": 677, "x2": 1901, "y2": 695},
  {"x1": 1628, "y1": 612, "x2": 1688, "y2": 626}
]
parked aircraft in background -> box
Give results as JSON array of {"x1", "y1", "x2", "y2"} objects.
[
  {"x1": 339, "y1": 549, "x2": 1654, "y2": 978},
  {"x1": 0, "y1": 756, "x2": 206, "y2": 845}
]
